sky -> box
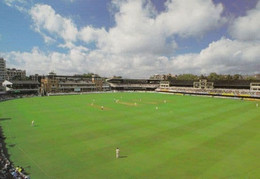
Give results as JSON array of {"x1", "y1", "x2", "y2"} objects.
[{"x1": 0, "y1": 0, "x2": 259, "y2": 78}]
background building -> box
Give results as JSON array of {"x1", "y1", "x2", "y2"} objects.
[
  {"x1": 107, "y1": 78, "x2": 161, "y2": 91},
  {"x1": 0, "y1": 58, "x2": 7, "y2": 82},
  {"x1": 41, "y1": 73, "x2": 110, "y2": 95},
  {"x1": 6, "y1": 68, "x2": 26, "y2": 80},
  {"x1": 2, "y1": 80, "x2": 40, "y2": 94},
  {"x1": 150, "y1": 74, "x2": 177, "y2": 80}
]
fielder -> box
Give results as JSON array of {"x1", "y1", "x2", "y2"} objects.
[
  {"x1": 116, "y1": 147, "x2": 120, "y2": 158},
  {"x1": 31, "y1": 120, "x2": 34, "y2": 126}
]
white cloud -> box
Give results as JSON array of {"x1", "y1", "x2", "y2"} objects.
[
  {"x1": 2, "y1": 47, "x2": 91, "y2": 75},
  {"x1": 30, "y1": 4, "x2": 78, "y2": 42},
  {"x1": 35, "y1": 29, "x2": 56, "y2": 44},
  {"x1": 78, "y1": 26, "x2": 107, "y2": 44},
  {"x1": 3, "y1": 0, "x2": 28, "y2": 12},
  {"x1": 170, "y1": 38, "x2": 260, "y2": 74},
  {"x1": 3, "y1": 0, "x2": 259, "y2": 78},
  {"x1": 229, "y1": 1, "x2": 260, "y2": 41},
  {"x1": 62, "y1": 0, "x2": 76, "y2": 2},
  {"x1": 58, "y1": 42, "x2": 89, "y2": 52},
  {"x1": 92, "y1": 0, "x2": 225, "y2": 55},
  {"x1": 30, "y1": 0, "x2": 225, "y2": 55},
  {"x1": 157, "y1": 0, "x2": 225, "y2": 37},
  {"x1": 2, "y1": 36, "x2": 259, "y2": 78},
  {"x1": 3, "y1": 47, "x2": 51, "y2": 75},
  {"x1": 4, "y1": 0, "x2": 25, "y2": 6}
]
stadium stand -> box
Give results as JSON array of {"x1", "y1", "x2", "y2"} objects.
[
  {"x1": 157, "y1": 79, "x2": 260, "y2": 99},
  {"x1": 41, "y1": 74, "x2": 110, "y2": 95},
  {"x1": 250, "y1": 82, "x2": 260, "y2": 91},
  {"x1": 169, "y1": 79, "x2": 260, "y2": 89},
  {"x1": 0, "y1": 93, "x2": 38, "y2": 102},
  {"x1": 2, "y1": 80, "x2": 40, "y2": 95},
  {"x1": 107, "y1": 78, "x2": 161, "y2": 91},
  {"x1": 0, "y1": 128, "x2": 30, "y2": 179}
]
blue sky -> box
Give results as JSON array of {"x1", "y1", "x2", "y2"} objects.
[{"x1": 0, "y1": 0, "x2": 259, "y2": 78}]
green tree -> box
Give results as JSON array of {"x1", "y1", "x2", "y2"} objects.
[
  {"x1": 207, "y1": 72, "x2": 220, "y2": 81},
  {"x1": 176, "y1": 74, "x2": 198, "y2": 80},
  {"x1": 226, "y1": 74, "x2": 232, "y2": 80},
  {"x1": 199, "y1": 74, "x2": 206, "y2": 79},
  {"x1": 233, "y1": 74, "x2": 242, "y2": 80},
  {"x1": 82, "y1": 73, "x2": 95, "y2": 78},
  {"x1": 244, "y1": 76, "x2": 256, "y2": 80}
]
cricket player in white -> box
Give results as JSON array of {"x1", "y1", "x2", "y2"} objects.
[
  {"x1": 116, "y1": 148, "x2": 120, "y2": 158},
  {"x1": 31, "y1": 120, "x2": 34, "y2": 126}
]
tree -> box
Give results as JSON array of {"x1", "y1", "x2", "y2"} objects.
[
  {"x1": 207, "y1": 72, "x2": 220, "y2": 81},
  {"x1": 82, "y1": 73, "x2": 95, "y2": 78},
  {"x1": 167, "y1": 75, "x2": 176, "y2": 81},
  {"x1": 244, "y1": 76, "x2": 256, "y2": 80},
  {"x1": 233, "y1": 74, "x2": 242, "y2": 80},
  {"x1": 226, "y1": 74, "x2": 232, "y2": 80},
  {"x1": 112, "y1": 76, "x2": 122, "y2": 79},
  {"x1": 49, "y1": 71, "x2": 56, "y2": 76},
  {"x1": 176, "y1": 74, "x2": 198, "y2": 80},
  {"x1": 199, "y1": 74, "x2": 206, "y2": 79}
]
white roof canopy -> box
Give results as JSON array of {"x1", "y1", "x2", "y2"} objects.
[{"x1": 2, "y1": 80, "x2": 12, "y2": 86}]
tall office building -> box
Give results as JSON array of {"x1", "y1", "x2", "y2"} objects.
[
  {"x1": 6, "y1": 68, "x2": 26, "y2": 80},
  {"x1": 0, "y1": 57, "x2": 7, "y2": 81}
]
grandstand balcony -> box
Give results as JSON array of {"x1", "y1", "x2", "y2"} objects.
[
  {"x1": 169, "y1": 79, "x2": 260, "y2": 89},
  {"x1": 6, "y1": 80, "x2": 40, "y2": 94},
  {"x1": 107, "y1": 78, "x2": 161, "y2": 90},
  {"x1": 156, "y1": 86, "x2": 260, "y2": 98}
]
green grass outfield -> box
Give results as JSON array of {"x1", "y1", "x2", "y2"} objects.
[{"x1": 0, "y1": 92, "x2": 259, "y2": 178}]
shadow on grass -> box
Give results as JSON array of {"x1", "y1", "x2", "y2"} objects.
[
  {"x1": 24, "y1": 165, "x2": 31, "y2": 170},
  {"x1": 0, "y1": 118, "x2": 11, "y2": 121},
  {"x1": 8, "y1": 144, "x2": 16, "y2": 148},
  {"x1": 119, "y1": 156, "x2": 128, "y2": 158}
]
